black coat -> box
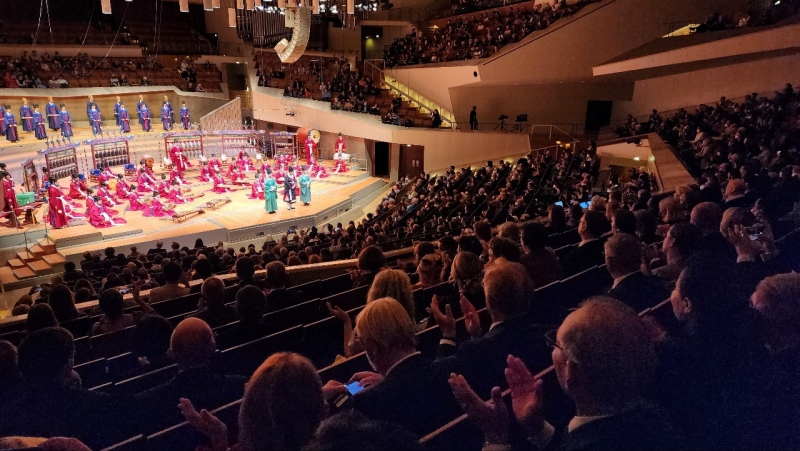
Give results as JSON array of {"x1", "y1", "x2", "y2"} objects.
[
  {"x1": 352, "y1": 353, "x2": 461, "y2": 437},
  {"x1": 560, "y1": 240, "x2": 605, "y2": 276},
  {"x1": 607, "y1": 272, "x2": 669, "y2": 313},
  {"x1": 264, "y1": 288, "x2": 306, "y2": 312}
]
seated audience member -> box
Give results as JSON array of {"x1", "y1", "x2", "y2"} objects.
[
  {"x1": 451, "y1": 298, "x2": 679, "y2": 450},
  {"x1": 137, "y1": 318, "x2": 247, "y2": 432},
  {"x1": 458, "y1": 235, "x2": 484, "y2": 258},
  {"x1": 127, "y1": 245, "x2": 140, "y2": 258},
  {"x1": 62, "y1": 261, "x2": 86, "y2": 284},
  {"x1": 0, "y1": 340, "x2": 22, "y2": 403},
  {"x1": 431, "y1": 258, "x2": 551, "y2": 398},
  {"x1": 333, "y1": 269, "x2": 416, "y2": 357},
  {"x1": 220, "y1": 285, "x2": 270, "y2": 343},
  {"x1": 235, "y1": 255, "x2": 264, "y2": 289},
  {"x1": 519, "y1": 222, "x2": 563, "y2": 288},
  {"x1": 652, "y1": 222, "x2": 702, "y2": 290},
  {"x1": 414, "y1": 254, "x2": 444, "y2": 289},
  {"x1": 720, "y1": 207, "x2": 787, "y2": 295},
  {"x1": 305, "y1": 411, "x2": 422, "y2": 451},
  {"x1": 344, "y1": 298, "x2": 461, "y2": 435},
  {"x1": 148, "y1": 241, "x2": 168, "y2": 255},
  {"x1": 439, "y1": 251, "x2": 486, "y2": 317},
  {"x1": 191, "y1": 258, "x2": 214, "y2": 281},
  {"x1": 129, "y1": 314, "x2": 174, "y2": 374},
  {"x1": 611, "y1": 209, "x2": 637, "y2": 236},
  {"x1": 690, "y1": 201, "x2": 736, "y2": 262},
  {"x1": 561, "y1": 210, "x2": 607, "y2": 275},
  {"x1": 0, "y1": 327, "x2": 131, "y2": 449},
  {"x1": 605, "y1": 234, "x2": 669, "y2": 312},
  {"x1": 488, "y1": 236, "x2": 521, "y2": 263},
  {"x1": 91, "y1": 289, "x2": 136, "y2": 335},
  {"x1": 148, "y1": 261, "x2": 190, "y2": 304},
  {"x1": 497, "y1": 221, "x2": 520, "y2": 243},
  {"x1": 438, "y1": 235, "x2": 458, "y2": 280},
  {"x1": 656, "y1": 261, "x2": 763, "y2": 449},
  {"x1": 192, "y1": 276, "x2": 238, "y2": 328},
  {"x1": 26, "y1": 303, "x2": 59, "y2": 335},
  {"x1": 264, "y1": 261, "x2": 305, "y2": 312},
  {"x1": 353, "y1": 245, "x2": 387, "y2": 287},
  {"x1": 48, "y1": 284, "x2": 88, "y2": 323},
  {"x1": 181, "y1": 352, "x2": 327, "y2": 451},
  {"x1": 750, "y1": 273, "x2": 800, "y2": 449},
  {"x1": 723, "y1": 178, "x2": 753, "y2": 209}
]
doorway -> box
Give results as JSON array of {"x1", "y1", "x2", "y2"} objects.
[
  {"x1": 375, "y1": 142, "x2": 389, "y2": 177},
  {"x1": 399, "y1": 145, "x2": 424, "y2": 179},
  {"x1": 585, "y1": 100, "x2": 613, "y2": 131}
]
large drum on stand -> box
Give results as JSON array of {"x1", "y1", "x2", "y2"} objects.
[{"x1": 297, "y1": 127, "x2": 321, "y2": 160}]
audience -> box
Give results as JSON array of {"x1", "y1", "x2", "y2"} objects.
[
  {"x1": 148, "y1": 261, "x2": 189, "y2": 304},
  {"x1": 519, "y1": 222, "x2": 563, "y2": 288},
  {"x1": 605, "y1": 233, "x2": 669, "y2": 312}
]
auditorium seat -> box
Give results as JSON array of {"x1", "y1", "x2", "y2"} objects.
[{"x1": 212, "y1": 326, "x2": 303, "y2": 376}]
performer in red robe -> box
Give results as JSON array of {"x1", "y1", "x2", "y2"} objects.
[
  {"x1": 228, "y1": 162, "x2": 244, "y2": 184},
  {"x1": 68, "y1": 173, "x2": 86, "y2": 200},
  {"x1": 126, "y1": 185, "x2": 145, "y2": 211},
  {"x1": 156, "y1": 175, "x2": 170, "y2": 198},
  {"x1": 169, "y1": 143, "x2": 188, "y2": 175},
  {"x1": 97, "y1": 181, "x2": 122, "y2": 210},
  {"x1": 250, "y1": 170, "x2": 265, "y2": 200},
  {"x1": 335, "y1": 133, "x2": 347, "y2": 153},
  {"x1": 211, "y1": 172, "x2": 232, "y2": 193},
  {"x1": 303, "y1": 137, "x2": 317, "y2": 163},
  {"x1": 332, "y1": 150, "x2": 349, "y2": 173},
  {"x1": 137, "y1": 162, "x2": 157, "y2": 193},
  {"x1": 142, "y1": 192, "x2": 174, "y2": 217},
  {"x1": 2, "y1": 170, "x2": 21, "y2": 219},
  {"x1": 98, "y1": 166, "x2": 116, "y2": 185},
  {"x1": 87, "y1": 193, "x2": 126, "y2": 228},
  {"x1": 209, "y1": 154, "x2": 222, "y2": 174},
  {"x1": 169, "y1": 164, "x2": 187, "y2": 185},
  {"x1": 47, "y1": 180, "x2": 68, "y2": 229},
  {"x1": 198, "y1": 161, "x2": 212, "y2": 182},
  {"x1": 168, "y1": 180, "x2": 190, "y2": 204},
  {"x1": 115, "y1": 174, "x2": 130, "y2": 198},
  {"x1": 237, "y1": 152, "x2": 255, "y2": 172}
]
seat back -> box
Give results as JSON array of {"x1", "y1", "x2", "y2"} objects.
[
  {"x1": 90, "y1": 325, "x2": 137, "y2": 358},
  {"x1": 214, "y1": 326, "x2": 304, "y2": 376},
  {"x1": 321, "y1": 285, "x2": 369, "y2": 312},
  {"x1": 110, "y1": 364, "x2": 179, "y2": 395},
  {"x1": 150, "y1": 292, "x2": 202, "y2": 318},
  {"x1": 318, "y1": 273, "x2": 353, "y2": 297},
  {"x1": 262, "y1": 298, "x2": 323, "y2": 332}
]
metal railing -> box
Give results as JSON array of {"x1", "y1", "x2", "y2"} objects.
[{"x1": 367, "y1": 60, "x2": 456, "y2": 126}]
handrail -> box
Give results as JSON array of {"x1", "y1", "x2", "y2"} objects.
[{"x1": 368, "y1": 60, "x2": 456, "y2": 126}]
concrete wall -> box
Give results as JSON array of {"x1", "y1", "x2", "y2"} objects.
[
  {"x1": 204, "y1": 7, "x2": 243, "y2": 48},
  {"x1": 0, "y1": 88, "x2": 227, "y2": 128},
  {"x1": 611, "y1": 52, "x2": 800, "y2": 122},
  {"x1": 388, "y1": 65, "x2": 480, "y2": 113},
  {"x1": 200, "y1": 97, "x2": 242, "y2": 131},
  {"x1": 327, "y1": 23, "x2": 362, "y2": 58}
]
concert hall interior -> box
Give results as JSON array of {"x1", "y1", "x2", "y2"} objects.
[{"x1": 1, "y1": 0, "x2": 800, "y2": 449}]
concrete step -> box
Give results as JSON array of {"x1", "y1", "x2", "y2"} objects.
[
  {"x1": 41, "y1": 253, "x2": 66, "y2": 266},
  {"x1": 0, "y1": 266, "x2": 19, "y2": 285},
  {"x1": 16, "y1": 251, "x2": 37, "y2": 263},
  {"x1": 27, "y1": 260, "x2": 52, "y2": 274},
  {"x1": 7, "y1": 259, "x2": 26, "y2": 269},
  {"x1": 11, "y1": 266, "x2": 35, "y2": 280}
]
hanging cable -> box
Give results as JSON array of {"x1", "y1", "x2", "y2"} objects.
[{"x1": 88, "y1": 1, "x2": 130, "y2": 76}]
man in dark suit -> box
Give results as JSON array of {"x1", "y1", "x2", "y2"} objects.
[
  {"x1": 265, "y1": 261, "x2": 306, "y2": 312},
  {"x1": 560, "y1": 210, "x2": 607, "y2": 276},
  {"x1": 450, "y1": 298, "x2": 680, "y2": 450},
  {"x1": 0, "y1": 327, "x2": 133, "y2": 450},
  {"x1": 722, "y1": 178, "x2": 755, "y2": 210},
  {"x1": 347, "y1": 298, "x2": 461, "y2": 436},
  {"x1": 136, "y1": 318, "x2": 247, "y2": 433},
  {"x1": 431, "y1": 258, "x2": 551, "y2": 399},
  {"x1": 605, "y1": 234, "x2": 669, "y2": 312},
  {"x1": 690, "y1": 202, "x2": 737, "y2": 263},
  {"x1": 147, "y1": 240, "x2": 168, "y2": 255}
]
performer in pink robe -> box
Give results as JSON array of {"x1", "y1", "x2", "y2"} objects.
[
  {"x1": 98, "y1": 182, "x2": 122, "y2": 210},
  {"x1": 211, "y1": 172, "x2": 232, "y2": 193},
  {"x1": 87, "y1": 193, "x2": 126, "y2": 228},
  {"x1": 115, "y1": 174, "x2": 130, "y2": 198},
  {"x1": 126, "y1": 185, "x2": 145, "y2": 211},
  {"x1": 250, "y1": 170, "x2": 265, "y2": 200},
  {"x1": 332, "y1": 150, "x2": 349, "y2": 173},
  {"x1": 137, "y1": 163, "x2": 157, "y2": 193},
  {"x1": 198, "y1": 161, "x2": 212, "y2": 182},
  {"x1": 47, "y1": 180, "x2": 68, "y2": 229},
  {"x1": 303, "y1": 137, "x2": 317, "y2": 163},
  {"x1": 335, "y1": 132, "x2": 347, "y2": 153},
  {"x1": 169, "y1": 143, "x2": 188, "y2": 175},
  {"x1": 68, "y1": 173, "x2": 87, "y2": 200},
  {"x1": 98, "y1": 166, "x2": 116, "y2": 185},
  {"x1": 209, "y1": 155, "x2": 222, "y2": 174},
  {"x1": 156, "y1": 175, "x2": 170, "y2": 198},
  {"x1": 169, "y1": 165, "x2": 187, "y2": 185},
  {"x1": 237, "y1": 152, "x2": 254, "y2": 172},
  {"x1": 168, "y1": 180, "x2": 190, "y2": 204},
  {"x1": 142, "y1": 192, "x2": 174, "y2": 217}
]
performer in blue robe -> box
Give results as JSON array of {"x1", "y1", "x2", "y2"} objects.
[
  {"x1": 4, "y1": 106, "x2": 19, "y2": 142},
  {"x1": 119, "y1": 103, "x2": 131, "y2": 133},
  {"x1": 86, "y1": 95, "x2": 99, "y2": 122},
  {"x1": 113, "y1": 96, "x2": 122, "y2": 126},
  {"x1": 59, "y1": 104, "x2": 73, "y2": 138},
  {"x1": 136, "y1": 95, "x2": 145, "y2": 126},
  {"x1": 89, "y1": 106, "x2": 102, "y2": 136},
  {"x1": 161, "y1": 102, "x2": 172, "y2": 131},
  {"x1": 179, "y1": 101, "x2": 190, "y2": 130},
  {"x1": 19, "y1": 101, "x2": 34, "y2": 132},
  {"x1": 45, "y1": 98, "x2": 60, "y2": 130},
  {"x1": 0, "y1": 104, "x2": 6, "y2": 134},
  {"x1": 32, "y1": 105, "x2": 47, "y2": 140},
  {"x1": 163, "y1": 95, "x2": 174, "y2": 123},
  {"x1": 140, "y1": 104, "x2": 152, "y2": 132}
]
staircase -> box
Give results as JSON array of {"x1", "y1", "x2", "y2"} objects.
[
  {"x1": 0, "y1": 238, "x2": 66, "y2": 286},
  {"x1": 364, "y1": 60, "x2": 456, "y2": 127}
]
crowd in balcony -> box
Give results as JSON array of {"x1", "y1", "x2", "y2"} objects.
[{"x1": 385, "y1": 0, "x2": 600, "y2": 67}]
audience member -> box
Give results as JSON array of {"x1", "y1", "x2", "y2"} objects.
[
  {"x1": 48, "y1": 284, "x2": 88, "y2": 323},
  {"x1": 192, "y1": 276, "x2": 238, "y2": 328},
  {"x1": 148, "y1": 261, "x2": 189, "y2": 304},
  {"x1": 605, "y1": 234, "x2": 669, "y2": 312},
  {"x1": 264, "y1": 261, "x2": 305, "y2": 312},
  {"x1": 561, "y1": 210, "x2": 607, "y2": 275},
  {"x1": 520, "y1": 222, "x2": 563, "y2": 288}
]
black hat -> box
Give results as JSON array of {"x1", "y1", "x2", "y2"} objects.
[
  {"x1": 71, "y1": 173, "x2": 78, "y2": 178},
  {"x1": 130, "y1": 184, "x2": 137, "y2": 190},
  {"x1": 33, "y1": 103, "x2": 39, "y2": 108},
  {"x1": 59, "y1": 103, "x2": 65, "y2": 107},
  {"x1": 266, "y1": 169, "x2": 272, "y2": 175},
  {"x1": 288, "y1": 166, "x2": 294, "y2": 172},
  {"x1": 152, "y1": 191, "x2": 159, "y2": 197},
  {"x1": 301, "y1": 165, "x2": 307, "y2": 171}
]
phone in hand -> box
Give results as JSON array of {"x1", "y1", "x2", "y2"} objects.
[
  {"x1": 34, "y1": 285, "x2": 43, "y2": 293},
  {"x1": 345, "y1": 381, "x2": 365, "y2": 396},
  {"x1": 745, "y1": 223, "x2": 765, "y2": 241},
  {"x1": 119, "y1": 286, "x2": 132, "y2": 295}
]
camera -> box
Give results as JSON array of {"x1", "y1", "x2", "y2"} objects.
[{"x1": 498, "y1": 114, "x2": 508, "y2": 121}]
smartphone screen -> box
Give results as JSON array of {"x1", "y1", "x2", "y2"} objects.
[
  {"x1": 345, "y1": 381, "x2": 364, "y2": 396},
  {"x1": 554, "y1": 201, "x2": 563, "y2": 207},
  {"x1": 35, "y1": 286, "x2": 43, "y2": 292}
]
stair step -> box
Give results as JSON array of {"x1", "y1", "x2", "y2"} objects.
[
  {"x1": 39, "y1": 241, "x2": 57, "y2": 254},
  {"x1": 29, "y1": 245, "x2": 45, "y2": 256},
  {"x1": 0, "y1": 266, "x2": 19, "y2": 284},
  {"x1": 16, "y1": 251, "x2": 37, "y2": 262},
  {"x1": 7, "y1": 259, "x2": 26, "y2": 269},
  {"x1": 28, "y1": 260, "x2": 52, "y2": 273},
  {"x1": 41, "y1": 253, "x2": 66, "y2": 266},
  {"x1": 12, "y1": 267, "x2": 36, "y2": 280}
]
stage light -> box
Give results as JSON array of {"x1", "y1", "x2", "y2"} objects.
[
  {"x1": 229, "y1": 8, "x2": 237, "y2": 26},
  {"x1": 633, "y1": 156, "x2": 640, "y2": 161},
  {"x1": 180, "y1": 0, "x2": 190, "y2": 12},
  {"x1": 101, "y1": 0, "x2": 112, "y2": 14}
]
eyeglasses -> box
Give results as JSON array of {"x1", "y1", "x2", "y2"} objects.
[{"x1": 544, "y1": 329, "x2": 561, "y2": 350}]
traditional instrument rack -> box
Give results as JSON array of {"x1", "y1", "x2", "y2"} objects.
[
  {"x1": 38, "y1": 143, "x2": 79, "y2": 181},
  {"x1": 85, "y1": 136, "x2": 133, "y2": 170},
  {"x1": 268, "y1": 131, "x2": 297, "y2": 160},
  {"x1": 163, "y1": 131, "x2": 205, "y2": 163},
  {"x1": 22, "y1": 157, "x2": 40, "y2": 193},
  {"x1": 217, "y1": 130, "x2": 265, "y2": 158}
]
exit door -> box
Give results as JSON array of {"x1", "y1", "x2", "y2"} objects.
[{"x1": 399, "y1": 145, "x2": 424, "y2": 179}]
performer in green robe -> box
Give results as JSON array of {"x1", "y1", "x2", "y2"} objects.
[
  {"x1": 264, "y1": 169, "x2": 278, "y2": 214},
  {"x1": 299, "y1": 165, "x2": 311, "y2": 206}
]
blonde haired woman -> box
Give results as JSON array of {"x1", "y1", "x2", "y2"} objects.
[{"x1": 328, "y1": 269, "x2": 416, "y2": 357}]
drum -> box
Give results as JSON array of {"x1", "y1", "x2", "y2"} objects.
[
  {"x1": 297, "y1": 127, "x2": 321, "y2": 144},
  {"x1": 143, "y1": 155, "x2": 155, "y2": 169}
]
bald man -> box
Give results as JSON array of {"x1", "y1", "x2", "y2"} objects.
[{"x1": 136, "y1": 318, "x2": 247, "y2": 433}]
